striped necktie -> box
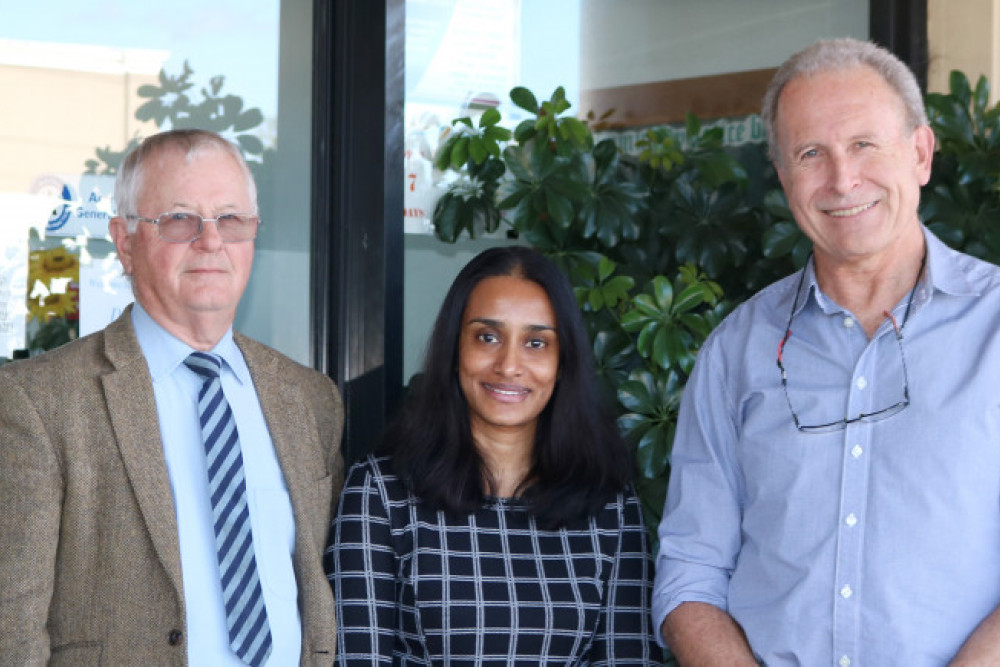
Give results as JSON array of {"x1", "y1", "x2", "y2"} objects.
[{"x1": 185, "y1": 352, "x2": 272, "y2": 666}]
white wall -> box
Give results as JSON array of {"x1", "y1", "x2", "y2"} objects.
[
  {"x1": 927, "y1": 0, "x2": 1000, "y2": 102},
  {"x1": 580, "y1": 0, "x2": 868, "y2": 90}
]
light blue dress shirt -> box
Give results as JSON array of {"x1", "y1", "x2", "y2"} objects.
[
  {"x1": 132, "y1": 303, "x2": 300, "y2": 666},
  {"x1": 654, "y1": 229, "x2": 1000, "y2": 666}
]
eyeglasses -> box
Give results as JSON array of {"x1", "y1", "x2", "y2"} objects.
[
  {"x1": 128, "y1": 212, "x2": 261, "y2": 243},
  {"x1": 776, "y1": 251, "x2": 925, "y2": 433}
]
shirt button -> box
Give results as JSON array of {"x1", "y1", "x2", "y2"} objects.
[
  {"x1": 845, "y1": 513, "x2": 858, "y2": 527},
  {"x1": 840, "y1": 584, "x2": 853, "y2": 599},
  {"x1": 852, "y1": 445, "x2": 863, "y2": 458},
  {"x1": 843, "y1": 317, "x2": 854, "y2": 328},
  {"x1": 840, "y1": 656, "x2": 852, "y2": 667},
  {"x1": 856, "y1": 376, "x2": 867, "y2": 390}
]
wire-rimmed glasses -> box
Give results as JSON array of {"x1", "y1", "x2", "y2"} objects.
[
  {"x1": 776, "y1": 252, "x2": 924, "y2": 433},
  {"x1": 128, "y1": 212, "x2": 261, "y2": 243}
]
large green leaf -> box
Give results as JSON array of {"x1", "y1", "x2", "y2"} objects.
[
  {"x1": 762, "y1": 221, "x2": 807, "y2": 258},
  {"x1": 503, "y1": 145, "x2": 535, "y2": 182},
  {"x1": 450, "y1": 138, "x2": 469, "y2": 170},
  {"x1": 480, "y1": 107, "x2": 501, "y2": 127},
  {"x1": 510, "y1": 86, "x2": 539, "y2": 113},
  {"x1": 468, "y1": 136, "x2": 488, "y2": 164},
  {"x1": 495, "y1": 180, "x2": 531, "y2": 210},
  {"x1": 635, "y1": 422, "x2": 672, "y2": 479},
  {"x1": 672, "y1": 283, "x2": 708, "y2": 314},
  {"x1": 950, "y1": 70, "x2": 972, "y2": 107},
  {"x1": 617, "y1": 378, "x2": 656, "y2": 414}
]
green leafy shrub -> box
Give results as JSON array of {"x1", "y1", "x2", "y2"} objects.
[{"x1": 922, "y1": 71, "x2": 1000, "y2": 263}]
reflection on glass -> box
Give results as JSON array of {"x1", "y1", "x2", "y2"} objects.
[
  {"x1": 1, "y1": 0, "x2": 312, "y2": 363},
  {"x1": 402, "y1": 0, "x2": 581, "y2": 383}
]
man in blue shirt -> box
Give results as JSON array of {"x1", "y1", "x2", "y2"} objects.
[
  {"x1": 0, "y1": 129, "x2": 344, "y2": 665},
  {"x1": 654, "y1": 38, "x2": 1000, "y2": 665}
]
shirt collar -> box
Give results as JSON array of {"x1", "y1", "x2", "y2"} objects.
[
  {"x1": 131, "y1": 301, "x2": 249, "y2": 385},
  {"x1": 921, "y1": 225, "x2": 989, "y2": 299},
  {"x1": 790, "y1": 225, "x2": 986, "y2": 319}
]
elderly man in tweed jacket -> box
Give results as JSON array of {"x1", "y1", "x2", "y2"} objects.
[{"x1": 0, "y1": 129, "x2": 344, "y2": 665}]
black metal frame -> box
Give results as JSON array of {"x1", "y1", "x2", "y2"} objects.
[
  {"x1": 311, "y1": 0, "x2": 405, "y2": 464},
  {"x1": 871, "y1": 0, "x2": 929, "y2": 90}
]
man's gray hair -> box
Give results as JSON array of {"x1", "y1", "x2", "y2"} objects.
[
  {"x1": 114, "y1": 128, "x2": 258, "y2": 230},
  {"x1": 761, "y1": 37, "x2": 928, "y2": 164}
]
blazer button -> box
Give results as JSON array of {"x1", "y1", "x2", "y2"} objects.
[{"x1": 168, "y1": 629, "x2": 183, "y2": 646}]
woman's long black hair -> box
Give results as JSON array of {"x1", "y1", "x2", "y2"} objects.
[{"x1": 382, "y1": 246, "x2": 633, "y2": 528}]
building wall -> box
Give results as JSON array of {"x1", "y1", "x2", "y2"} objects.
[
  {"x1": 0, "y1": 39, "x2": 163, "y2": 193},
  {"x1": 928, "y1": 0, "x2": 1000, "y2": 100},
  {"x1": 579, "y1": 0, "x2": 869, "y2": 90}
]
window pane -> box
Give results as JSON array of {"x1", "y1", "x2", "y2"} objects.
[
  {"x1": 402, "y1": 0, "x2": 580, "y2": 384},
  {"x1": 0, "y1": 1, "x2": 313, "y2": 364},
  {"x1": 401, "y1": 0, "x2": 868, "y2": 385}
]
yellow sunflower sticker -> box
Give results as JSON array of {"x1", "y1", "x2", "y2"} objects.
[{"x1": 27, "y1": 246, "x2": 80, "y2": 323}]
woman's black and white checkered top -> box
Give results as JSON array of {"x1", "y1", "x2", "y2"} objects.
[{"x1": 326, "y1": 455, "x2": 658, "y2": 665}]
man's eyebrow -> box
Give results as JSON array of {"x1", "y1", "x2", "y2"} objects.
[{"x1": 167, "y1": 201, "x2": 244, "y2": 210}]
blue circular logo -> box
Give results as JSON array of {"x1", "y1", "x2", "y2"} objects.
[{"x1": 47, "y1": 184, "x2": 75, "y2": 232}]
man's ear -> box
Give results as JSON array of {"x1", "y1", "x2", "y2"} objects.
[
  {"x1": 913, "y1": 124, "x2": 935, "y2": 187},
  {"x1": 109, "y1": 216, "x2": 134, "y2": 276},
  {"x1": 774, "y1": 158, "x2": 790, "y2": 192}
]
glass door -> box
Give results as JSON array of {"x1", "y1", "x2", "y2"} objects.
[{"x1": 0, "y1": 0, "x2": 314, "y2": 364}]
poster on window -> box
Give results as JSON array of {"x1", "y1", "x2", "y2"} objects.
[
  {"x1": 0, "y1": 193, "x2": 51, "y2": 358},
  {"x1": 28, "y1": 173, "x2": 115, "y2": 238},
  {"x1": 22, "y1": 173, "x2": 130, "y2": 341}
]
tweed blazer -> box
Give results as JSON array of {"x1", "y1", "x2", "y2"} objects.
[{"x1": 0, "y1": 307, "x2": 344, "y2": 665}]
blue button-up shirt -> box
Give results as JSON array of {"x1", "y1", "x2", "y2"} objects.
[
  {"x1": 654, "y1": 229, "x2": 1000, "y2": 666},
  {"x1": 132, "y1": 303, "x2": 300, "y2": 666}
]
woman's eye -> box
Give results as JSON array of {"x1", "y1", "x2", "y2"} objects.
[
  {"x1": 526, "y1": 338, "x2": 547, "y2": 349},
  {"x1": 477, "y1": 332, "x2": 499, "y2": 344}
]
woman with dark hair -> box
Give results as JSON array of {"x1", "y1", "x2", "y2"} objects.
[{"x1": 326, "y1": 246, "x2": 656, "y2": 665}]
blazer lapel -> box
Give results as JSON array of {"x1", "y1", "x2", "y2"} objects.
[
  {"x1": 237, "y1": 338, "x2": 317, "y2": 541},
  {"x1": 101, "y1": 307, "x2": 184, "y2": 596},
  {"x1": 236, "y1": 335, "x2": 339, "y2": 659}
]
